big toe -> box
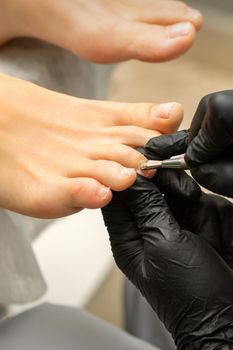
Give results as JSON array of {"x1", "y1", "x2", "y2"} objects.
[{"x1": 122, "y1": 21, "x2": 197, "y2": 62}]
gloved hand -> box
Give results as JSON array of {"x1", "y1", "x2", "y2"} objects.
[
  {"x1": 145, "y1": 132, "x2": 233, "y2": 268},
  {"x1": 184, "y1": 90, "x2": 233, "y2": 197},
  {"x1": 102, "y1": 133, "x2": 233, "y2": 350}
]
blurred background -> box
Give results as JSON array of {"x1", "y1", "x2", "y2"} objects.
[{"x1": 28, "y1": 0, "x2": 233, "y2": 347}]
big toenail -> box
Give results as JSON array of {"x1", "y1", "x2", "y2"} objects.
[
  {"x1": 167, "y1": 22, "x2": 192, "y2": 38},
  {"x1": 152, "y1": 103, "x2": 175, "y2": 119}
]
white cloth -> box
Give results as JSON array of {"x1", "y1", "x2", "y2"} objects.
[{"x1": 0, "y1": 303, "x2": 160, "y2": 350}]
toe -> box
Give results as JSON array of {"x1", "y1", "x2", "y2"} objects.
[
  {"x1": 68, "y1": 159, "x2": 137, "y2": 191},
  {"x1": 108, "y1": 101, "x2": 183, "y2": 146},
  {"x1": 103, "y1": 101, "x2": 156, "y2": 128},
  {"x1": 87, "y1": 144, "x2": 146, "y2": 169},
  {"x1": 66, "y1": 177, "x2": 112, "y2": 210},
  {"x1": 131, "y1": 1, "x2": 203, "y2": 31},
  {"x1": 123, "y1": 21, "x2": 197, "y2": 62},
  {"x1": 110, "y1": 101, "x2": 183, "y2": 133},
  {"x1": 151, "y1": 102, "x2": 184, "y2": 134},
  {"x1": 29, "y1": 175, "x2": 113, "y2": 217},
  {"x1": 107, "y1": 125, "x2": 160, "y2": 147}
]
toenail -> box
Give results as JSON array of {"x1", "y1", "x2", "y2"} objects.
[
  {"x1": 167, "y1": 22, "x2": 192, "y2": 39},
  {"x1": 187, "y1": 8, "x2": 203, "y2": 21},
  {"x1": 121, "y1": 167, "x2": 135, "y2": 177},
  {"x1": 137, "y1": 168, "x2": 156, "y2": 179},
  {"x1": 97, "y1": 185, "x2": 110, "y2": 198},
  {"x1": 152, "y1": 103, "x2": 175, "y2": 119}
]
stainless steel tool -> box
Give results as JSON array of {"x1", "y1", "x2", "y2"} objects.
[{"x1": 140, "y1": 154, "x2": 189, "y2": 170}]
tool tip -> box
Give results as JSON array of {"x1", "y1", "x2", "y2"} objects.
[{"x1": 140, "y1": 160, "x2": 162, "y2": 170}]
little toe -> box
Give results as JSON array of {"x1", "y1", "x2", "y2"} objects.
[
  {"x1": 29, "y1": 176, "x2": 113, "y2": 217},
  {"x1": 65, "y1": 177, "x2": 112, "y2": 210}
]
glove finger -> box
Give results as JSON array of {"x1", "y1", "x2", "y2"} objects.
[
  {"x1": 102, "y1": 192, "x2": 133, "y2": 226},
  {"x1": 201, "y1": 91, "x2": 233, "y2": 146},
  {"x1": 188, "y1": 93, "x2": 212, "y2": 141},
  {"x1": 102, "y1": 192, "x2": 144, "y2": 277},
  {"x1": 187, "y1": 91, "x2": 233, "y2": 167},
  {"x1": 143, "y1": 130, "x2": 189, "y2": 160},
  {"x1": 154, "y1": 169, "x2": 201, "y2": 202},
  {"x1": 166, "y1": 192, "x2": 233, "y2": 253},
  {"x1": 119, "y1": 174, "x2": 181, "y2": 243},
  {"x1": 190, "y1": 156, "x2": 233, "y2": 197},
  {"x1": 165, "y1": 192, "x2": 221, "y2": 249}
]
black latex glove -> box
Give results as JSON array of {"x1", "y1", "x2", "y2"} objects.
[
  {"x1": 102, "y1": 177, "x2": 233, "y2": 349},
  {"x1": 145, "y1": 132, "x2": 233, "y2": 268},
  {"x1": 184, "y1": 90, "x2": 233, "y2": 197},
  {"x1": 102, "y1": 133, "x2": 233, "y2": 350}
]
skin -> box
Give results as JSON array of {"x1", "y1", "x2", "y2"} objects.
[
  {"x1": 1, "y1": 0, "x2": 203, "y2": 63},
  {"x1": 0, "y1": 0, "x2": 201, "y2": 217},
  {"x1": 0, "y1": 74, "x2": 183, "y2": 218}
]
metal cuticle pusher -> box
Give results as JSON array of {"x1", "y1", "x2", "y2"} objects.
[{"x1": 140, "y1": 154, "x2": 189, "y2": 171}]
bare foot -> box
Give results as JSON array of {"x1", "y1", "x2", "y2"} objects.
[
  {"x1": 0, "y1": 74, "x2": 183, "y2": 218},
  {"x1": 1, "y1": 0, "x2": 203, "y2": 63}
]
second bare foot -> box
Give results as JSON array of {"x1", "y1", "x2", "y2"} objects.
[{"x1": 2, "y1": 0, "x2": 203, "y2": 63}]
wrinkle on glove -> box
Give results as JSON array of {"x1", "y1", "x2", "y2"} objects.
[{"x1": 165, "y1": 193, "x2": 233, "y2": 269}]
